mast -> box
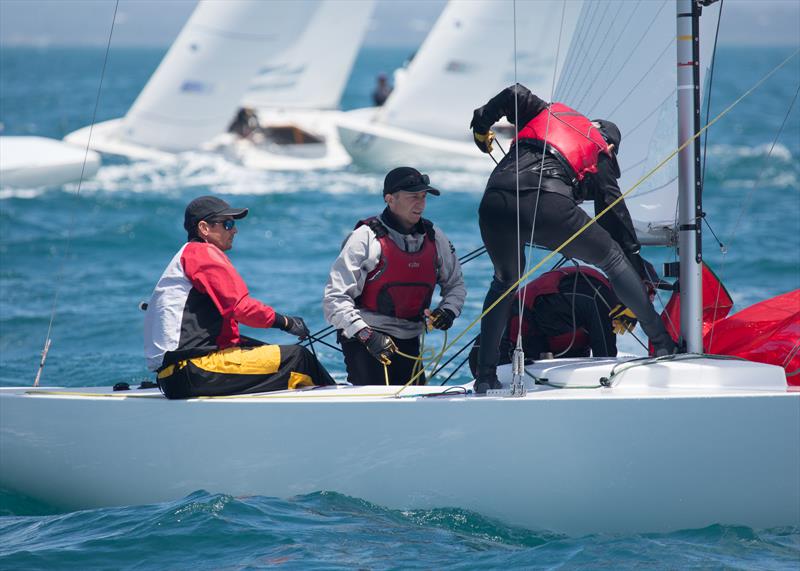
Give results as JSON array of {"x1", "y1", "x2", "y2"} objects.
[{"x1": 676, "y1": 0, "x2": 703, "y2": 353}]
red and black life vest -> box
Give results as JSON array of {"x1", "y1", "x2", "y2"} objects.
[
  {"x1": 508, "y1": 266, "x2": 611, "y2": 353},
  {"x1": 355, "y1": 217, "x2": 438, "y2": 321},
  {"x1": 516, "y1": 102, "x2": 610, "y2": 182}
]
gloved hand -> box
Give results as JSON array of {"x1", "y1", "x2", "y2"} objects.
[
  {"x1": 472, "y1": 130, "x2": 496, "y2": 154},
  {"x1": 425, "y1": 307, "x2": 455, "y2": 331},
  {"x1": 274, "y1": 313, "x2": 310, "y2": 339},
  {"x1": 356, "y1": 327, "x2": 397, "y2": 365},
  {"x1": 609, "y1": 304, "x2": 637, "y2": 335}
]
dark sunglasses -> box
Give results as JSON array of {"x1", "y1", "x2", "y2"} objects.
[{"x1": 207, "y1": 219, "x2": 236, "y2": 230}]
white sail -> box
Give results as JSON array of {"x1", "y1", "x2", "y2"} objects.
[
  {"x1": 119, "y1": 0, "x2": 319, "y2": 152},
  {"x1": 554, "y1": 0, "x2": 721, "y2": 244},
  {"x1": 380, "y1": 0, "x2": 583, "y2": 142},
  {"x1": 241, "y1": 0, "x2": 374, "y2": 111}
]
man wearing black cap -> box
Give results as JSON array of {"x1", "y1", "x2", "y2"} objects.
[
  {"x1": 469, "y1": 84, "x2": 676, "y2": 393},
  {"x1": 144, "y1": 195, "x2": 335, "y2": 398},
  {"x1": 323, "y1": 167, "x2": 466, "y2": 385}
]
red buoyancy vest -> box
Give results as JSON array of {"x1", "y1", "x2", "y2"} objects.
[
  {"x1": 508, "y1": 267, "x2": 611, "y2": 352},
  {"x1": 355, "y1": 217, "x2": 438, "y2": 321},
  {"x1": 516, "y1": 102, "x2": 610, "y2": 182}
]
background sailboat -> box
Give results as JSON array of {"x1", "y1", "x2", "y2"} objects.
[
  {"x1": 337, "y1": 0, "x2": 583, "y2": 171},
  {"x1": 64, "y1": 0, "x2": 373, "y2": 171}
]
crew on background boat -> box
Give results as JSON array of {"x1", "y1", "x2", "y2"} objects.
[
  {"x1": 144, "y1": 195, "x2": 335, "y2": 398},
  {"x1": 468, "y1": 265, "x2": 636, "y2": 376},
  {"x1": 470, "y1": 83, "x2": 676, "y2": 393},
  {"x1": 371, "y1": 73, "x2": 393, "y2": 106},
  {"x1": 228, "y1": 107, "x2": 260, "y2": 139},
  {"x1": 323, "y1": 167, "x2": 466, "y2": 385}
]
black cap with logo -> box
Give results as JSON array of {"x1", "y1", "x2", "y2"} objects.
[{"x1": 383, "y1": 167, "x2": 440, "y2": 196}]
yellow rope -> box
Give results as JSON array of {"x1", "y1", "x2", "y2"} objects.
[{"x1": 391, "y1": 47, "x2": 799, "y2": 397}]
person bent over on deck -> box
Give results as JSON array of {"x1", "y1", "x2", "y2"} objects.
[
  {"x1": 144, "y1": 195, "x2": 335, "y2": 399},
  {"x1": 468, "y1": 265, "x2": 638, "y2": 376},
  {"x1": 470, "y1": 83, "x2": 675, "y2": 393},
  {"x1": 323, "y1": 167, "x2": 466, "y2": 385}
]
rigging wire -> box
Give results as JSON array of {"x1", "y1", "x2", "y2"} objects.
[
  {"x1": 515, "y1": 0, "x2": 567, "y2": 355},
  {"x1": 706, "y1": 80, "x2": 800, "y2": 351},
  {"x1": 34, "y1": 0, "x2": 120, "y2": 387}
]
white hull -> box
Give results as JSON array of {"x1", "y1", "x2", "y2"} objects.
[
  {"x1": 64, "y1": 109, "x2": 351, "y2": 171},
  {"x1": 336, "y1": 108, "x2": 500, "y2": 172},
  {"x1": 0, "y1": 136, "x2": 100, "y2": 188},
  {"x1": 1, "y1": 357, "x2": 797, "y2": 535}
]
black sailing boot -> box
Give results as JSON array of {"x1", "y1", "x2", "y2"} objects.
[{"x1": 474, "y1": 367, "x2": 503, "y2": 394}]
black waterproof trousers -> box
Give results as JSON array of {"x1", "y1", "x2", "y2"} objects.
[
  {"x1": 340, "y1": 332, "x2": 425, "y2": 386},
  {"x1": 157, "y1": 342, "x2": 335, "y2": 399},
  {"x1": 476, "y1": 183, "x2": 674, "y2": 379}
]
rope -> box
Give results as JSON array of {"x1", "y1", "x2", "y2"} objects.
[
  {"x1": 517, "y1": 1, "x2": 568, "y2": 353},
  {"x1": 34, "y1": 0, "x2": 120, "y2": 387},
  {"x1": 706, "y1": 80, "x2": 800, "y2": 351},
  {"x1": 390, "y1": 47, "x2": 799, "y2": 394}
]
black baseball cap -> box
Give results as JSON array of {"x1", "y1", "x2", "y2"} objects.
[
  {"x1": 184, "y1": 195, "x2": 248, "y2": 233},
  {"x1": 593, "y1": 119, "x2": 621, "y2": 153},
  {"x1": 383, "y1": 167, "x2": 440, "y2": 196}
]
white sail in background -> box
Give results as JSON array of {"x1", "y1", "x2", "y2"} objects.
[
  {"x1": 555, "y1": 0, "x2": 720, "y2": 244},
  {"x1": 380, "y1": 0, "x2": 583, "y2": 142},
  {"x1": 119, "y1": 0, "x2": 319, "y2": 152},
  {"x1": 241, "y1": 0, "x2": 374, "y2": 111}
]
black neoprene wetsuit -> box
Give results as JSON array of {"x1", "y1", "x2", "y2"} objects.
[{"x1": 471, "y1": 84, "x2": 675, "y2": 386}]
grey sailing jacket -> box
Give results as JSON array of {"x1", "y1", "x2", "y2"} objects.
[{"x1": 323, "y1": 213, "x2": 466, "y2": 339}]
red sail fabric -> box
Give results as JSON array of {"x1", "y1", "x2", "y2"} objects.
[
  {"x1": 659, "y1": 263, "x2": 798, "y2": 383},
  {"x1": 660, "y1": 263, "x2": 734, "y2": 343},
  {"x1": 705, "y1": 289, "x2": 800, "y2": 385}
]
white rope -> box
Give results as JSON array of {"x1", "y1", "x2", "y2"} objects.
[
  {"x1": 515, "y1": 0, "x2": 568, "y2": 352},
  {"x1": 34, "y1": 1, "x2": 119, "y2": 386}
]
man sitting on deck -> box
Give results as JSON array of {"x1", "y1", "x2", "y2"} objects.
[
  {"x1": 323, "y1": 167, "x2": 466, "y2": 386},
  {"x1": 144, "y1": 195, "x2": 335, "y2": 398}
]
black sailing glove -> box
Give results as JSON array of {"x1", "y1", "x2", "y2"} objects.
[
  {"x1": 426, "y1": 307, "x2": 456, "y2": 331},
  {"x1": 356, "y1": 327, "x2": 397, "y2": 366},
  {"x1": 274, "y1": 313, "x2": 310, "y2": 339}
]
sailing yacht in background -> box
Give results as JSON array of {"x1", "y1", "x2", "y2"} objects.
[
  {"x1": 0, "y1": 136, "x2": 100, "y2": 188},
  {"x1": 336, "y1": 0, "x2": 583, "y2": 172},
  {"x1": 65, "y1": 0, "x2": 373, "y2": 171}
]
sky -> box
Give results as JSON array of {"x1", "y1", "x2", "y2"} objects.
[{"x1": 0, "y1": 0, "x2": 798, "y2": 49}]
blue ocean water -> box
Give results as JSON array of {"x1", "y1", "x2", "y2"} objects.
[{"x1": 1, "y1": 44, "x2": 799, "y2": 569}]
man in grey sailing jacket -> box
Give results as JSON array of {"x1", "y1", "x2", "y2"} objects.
[{"x1": 323, "y1": 167, "x2": 466, "y2": 385}]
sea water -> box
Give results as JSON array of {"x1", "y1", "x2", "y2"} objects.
[{"x1": 0, "y1": 45, "x2": 798, "y2": 569}]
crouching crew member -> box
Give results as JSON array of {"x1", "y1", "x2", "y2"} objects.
[
  {"x1": 468, "y1": 266, "x2": 638, "y2": 375},
  {"x1": 470, "y1": 83, "x2": 676, "y2": 393},
  {"x1": 323, "y1": 167, "x2": 466, "y2": 385},
  {"x1": 145, "y1": 195, "x2": 335, "y2": 399}
]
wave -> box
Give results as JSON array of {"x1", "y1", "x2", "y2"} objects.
[
  {"x1": 1, "y1": 490, "x2": 797, "y2": 570},
  {"x1": 705, "y1": 142, "x2": 793, "y2": 161},
  {"x1": 59, "y1": 152, "x2": 491, "y2": 197}
]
